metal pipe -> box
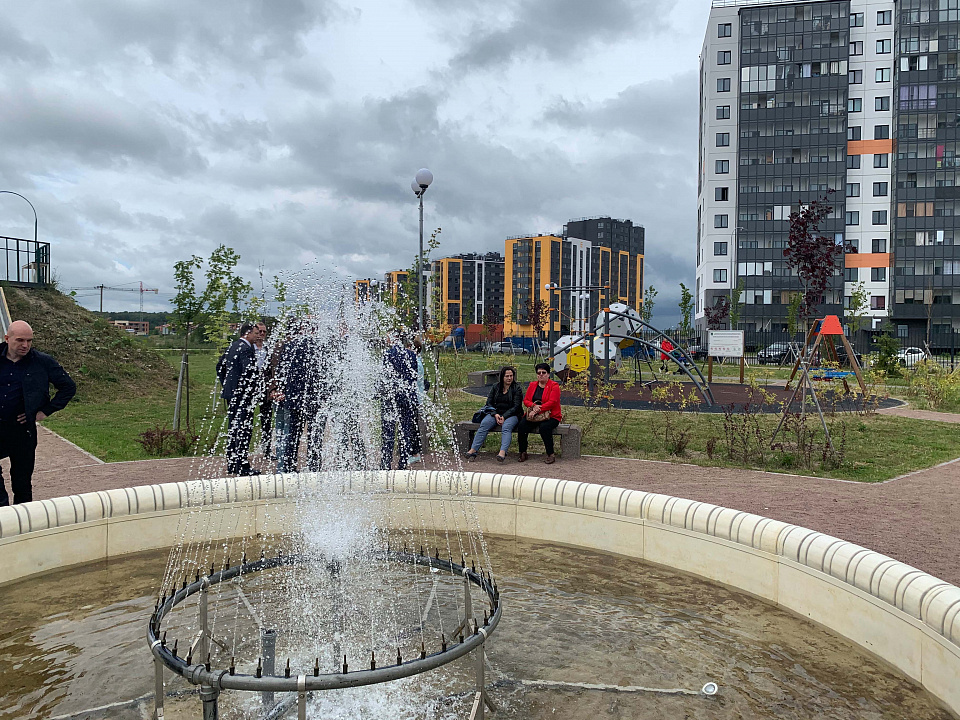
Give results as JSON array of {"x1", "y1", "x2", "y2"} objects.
[
  {"x1": 418, "y1": 192, "x2": 424, "y2": 333},
  {"x1": 200, "y1": 684, "x2": 219, "y2": 720},
  {"x1": 153, "y1": 650, "x2": 165, "y2": 720},
  {"x1": 262, "y1": 628, "x2": 277, "y2": 708}
]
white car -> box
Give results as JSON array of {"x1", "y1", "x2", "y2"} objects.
[{"x1": 896, "y1": 347, "x2": 927, "y2": 368}]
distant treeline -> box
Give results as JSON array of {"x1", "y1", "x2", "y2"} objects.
[{"x1": 95, "y1": 311, "x2": 170, "y2": 324}]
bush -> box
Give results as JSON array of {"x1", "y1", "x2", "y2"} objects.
[
  {"x1": 872, "y1": 326, "x2": 902, "y2": 377},
  {"x1": 908, "y1": 360, "x2": 960, "y2": 409},
  {"x1": 136, "y1": 424, "x2": 199, "y2": 457}
]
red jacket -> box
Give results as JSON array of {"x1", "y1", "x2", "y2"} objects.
[{"x1": 523, "y1": 380, "x2": 562, "y2": 422}]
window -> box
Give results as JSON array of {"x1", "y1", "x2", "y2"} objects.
[
  {"x1": 871, "y1": 295, "x2": 885, "y2": 310},
  {"x1": 847, "y1": 126, "x2": 862, "y2": 140},
  {"x1": 850, "y1": 41, "x2": 863, "y2": 55},
  {"x1": 718, "y1": 23, "x2": 732, "y2": 37},
  {"x1": 717, "y1": 78, "x2": 731, "y2": 92},
  {"x1": 718, "y1": 50, "x2": 731, "y2": 65},
  {"x1": 716, "y1": 105, "x2": 731, "y2": 119},
  {"x1": 872, "y1": 238, "x2": 887, "y2": 253},
  {"x1": 715, "y1": 214, "x2": 729, "y2": 228},
  {"x1": 874, "y1": 154, "x2": 888, "y2": 168},
  {"x1": 848, "y1": 98, "x2": 862, "y2": 112},
  {"x1": 848, "y1": 69, "x2": 863, "y2": 84},
  {"x1": 716, "y1": 132, "x2": 730, "y2": 146},
  {"x1": 873, "y1": 182, "x2": 888, "y2": 196},
  {"x1": 871, "y1": 267, "x2": 887, "y2": 281},
  {"x1": 844, "y1": 267, "x2": 859, "y2": 282},
  {"x1": 875, "y1": 96, "x2": 890, "y2": 111},
  {"x1": 850, "y1": 12, "x2": 864, "y2": 26},
  {"x1": 876, "y1": 68, "x2": 891, "y2": 82},
  {"x1": 876, "y1": 39, "x2": 892, "y2": 54},
  {"x1": 846, "y1": 211, "x2": 860, "y2": 225},
  {"x1": 714, "y1": 241, "x2": 728, "y2": 256},
  {"x1": 873, "y1": 210, "x2": 888, "y2": 225},
  {"x1": 847, "y1": 155, "x2": 861, "y2": 169},
  {"x1": 713, "y1": 268, "x2": 728, "y2": 282},
  {"x1": 877, "y1": 10, "x2": 892, "y2": 25},
  {"x1": 874, "y1": 124, "x2": 890, "y2": 139},
  {"x1": 716, "y1": 159, "x2": 730, "y2": 174},
  {"x1": 846, "y1": 182, "x2": 861, "y2": 197},
  {"x1": 715, "y1": 186, "x2": 729, "y2": 201}
]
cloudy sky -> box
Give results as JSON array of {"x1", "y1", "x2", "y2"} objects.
[{"x1": 0, "y1": 0, "x2": 710, "y2": 326}]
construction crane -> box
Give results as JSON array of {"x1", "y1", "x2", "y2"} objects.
[{"x1": 70, "y1": 282, "x2": 160, "y2": 315}]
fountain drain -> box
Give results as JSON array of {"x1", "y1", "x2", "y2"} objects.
[{"x1": 148, "y1": 549, "x2": 502, "y2": 719}]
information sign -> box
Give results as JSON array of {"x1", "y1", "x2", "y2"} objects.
[{"x1": 708, "y1": 330, "x2": 744, "y2": 358}]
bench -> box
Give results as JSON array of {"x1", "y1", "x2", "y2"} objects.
[
  {"x1": 467, "y1": 370, "x2": 500, "y2": 387},
  {"x1": 453, "y1": 421, "x2": 582, "y2": 459}
]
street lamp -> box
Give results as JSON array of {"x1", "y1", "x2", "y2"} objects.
[
  {"x1": 0, "y1": 190, "x2": 38, "y2": 246},
  {"x1": 411, "y1": 168, "x2": 433, "y2": 335},
  {"x1": 544, "y1": 282, "x2": 560, "y2": 354}
]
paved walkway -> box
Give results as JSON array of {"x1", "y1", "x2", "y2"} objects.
[{"x1": 10, "y1": 425, "x2": 960, "y2": 586}]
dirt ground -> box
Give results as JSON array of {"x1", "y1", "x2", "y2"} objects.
[{"x1": 6, "y1": 421, "x2": 959, "y2": 586}]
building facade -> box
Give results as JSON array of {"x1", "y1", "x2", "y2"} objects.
[
  {"x1": 428, "y1": 252, "x2": 505, "y2": 331},
  {"x1": 695, "y1": 0, "x2": 945, "y2": 335}
]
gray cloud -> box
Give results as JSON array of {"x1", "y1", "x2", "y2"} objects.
[{"x1": 0, "y1": 18, "x2": 51, "y2": 66}]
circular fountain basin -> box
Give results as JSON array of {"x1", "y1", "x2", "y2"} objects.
[{"x1": 0, "y1": 471, "x2": 958, "y2": 718}]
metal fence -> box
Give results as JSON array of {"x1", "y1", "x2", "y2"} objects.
[{"x1": 2, "y1": 236, "x2": 50, "y2": 286}]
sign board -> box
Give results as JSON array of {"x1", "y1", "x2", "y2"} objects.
[{"x1": 708, "y1": 330, "x2": 744, "y2": 358}]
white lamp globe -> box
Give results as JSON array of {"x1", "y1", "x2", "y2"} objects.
[
  {"x1": 415, "y1": 168, "x2": 434, "y2": 188},
  {"x1": 411, "y1": 179, "x2": 421, "y2": 195}
]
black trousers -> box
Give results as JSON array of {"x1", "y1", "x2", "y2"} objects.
[
  {"x1": 381, "y1": 394, "x2": 417, "y2": 470},
  {"x1": 517, "y1": 417, "x2": 561, "y2": 456},
  {"x1": 0, "y1": 419, "x2": 37, "y2": 505},
  {"x1": 226, "y1": 401, "x2": 254, "y2": 474}
]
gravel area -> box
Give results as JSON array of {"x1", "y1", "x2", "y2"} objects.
[{"x1": 9, "y1": 425, "x2": 959, "y2": 586}]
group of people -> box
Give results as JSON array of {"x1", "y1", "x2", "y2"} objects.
[{"x1": 465, "y1": 362, "x2": 563, "y2": 465}]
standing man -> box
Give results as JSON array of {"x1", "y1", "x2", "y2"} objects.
[
  {"x1": 0, "y1": 320, "x2": 76, "y2": 505},
  {"x1": 218, "y1": 322, "x2": 261, "y2": 476}
]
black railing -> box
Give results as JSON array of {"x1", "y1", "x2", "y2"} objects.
[{"x1": 2, "y1": 236, "x2": 50, "y2": 286}]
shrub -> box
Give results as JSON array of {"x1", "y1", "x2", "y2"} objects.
[{"x1": 136, "y1": 424, "x2": 199, "y2": 457}]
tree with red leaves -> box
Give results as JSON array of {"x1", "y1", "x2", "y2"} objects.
[
  {"x1": 783, "y1": 194, "x2": 845, "y2": 325},
  {"x1": 705, "y1": 296, "x2": 730, "y2": 330}
]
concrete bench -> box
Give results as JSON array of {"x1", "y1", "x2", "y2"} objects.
[
  {"x1": 467, "y1": 369, "x2": 501, "y2": 387},
  {"x1": 453, "y1": 420, "x2": 582, "y2": 459}
]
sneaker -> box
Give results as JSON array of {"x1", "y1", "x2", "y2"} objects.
[{"x1": 407, "y1": 455, "x2": 422, "y2": 465}]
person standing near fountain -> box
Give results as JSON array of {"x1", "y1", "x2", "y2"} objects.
[
  {"x1": 516, "y1": 363, "x2": 563, "y2": 464},
  {"x1": 380, "y1": 335, "x2": 419, "y2": 470},
  {"x1": 0, "y1": 320, "x2": 76, "y2": 505},
  {"x1": 219, "y1": 322, "x2": 262, "y2": 476}
]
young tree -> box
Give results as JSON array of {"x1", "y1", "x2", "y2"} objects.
[
  {"x1": 640, "y1": 285, "x2": 658, "y2": 323},
  {"x1": 705, "y1": 296, "x2": 730, "y2": 330},
  {"x1": 785, "y1": 292, "x2": 804, "y2": 335},
  {"x1": 390, "y1": 227, "x2": 442, "y2": 331},
  {"x1": 481, "y1": 307, "x2": 500, "y2": 352},
  {"x1": 846, "y1": 281, "x2": 870, "y2": 335},
  {"x1": 783, "y1": 194, "x2": 845, "y2": 325},
  {"x1": 678, "y1": 282, "x2": 694, "y2": 340},
  {"x1": 729, "y1": 279, "x2": 745, "y2": 329},
  {"x1": 529, "y1": 298, "x2": 550, "y2": 355}
]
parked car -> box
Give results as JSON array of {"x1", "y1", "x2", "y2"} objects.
[
  {"x1": 833, "y1": 344, "x2": 864, "y2": 368},
  {"x1": 896, "y1": 346, "x2": 927, "y2": 368},
  {"x1": 490, "y1": 341, "x2": 524, "y2": 354},
  {"x1": 685, "y1": 345, "x2": 708, "y2": 362},
  {"x1": 465, "y1": 342, "x2": 484, "y2": 352},
  {"x1": 757, "y1": 342, "x2": 793, "y2": 365}
]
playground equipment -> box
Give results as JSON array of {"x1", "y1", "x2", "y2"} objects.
[{"x1": 551, "y1": 303, "x2": 716, "y2": 407}]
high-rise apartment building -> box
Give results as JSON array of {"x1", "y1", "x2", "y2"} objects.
[
  {"x1": 428, "y1": 252, "x2": 505, "y2": 330},
  {"x1": 694, "y1": 0, "x2": 959, "y2": 335}
]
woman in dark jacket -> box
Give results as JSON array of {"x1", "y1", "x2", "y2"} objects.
[{"x1": 465, "y1": 366, "x2": 523, "y2": 462}]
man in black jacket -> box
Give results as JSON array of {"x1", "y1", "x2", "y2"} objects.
[
  {"x1": 218, "y1": 322, "x2": 261, "y2": 475},
  {"x1": 0, "y1": 320, "x2": 76, "y2": 505}
]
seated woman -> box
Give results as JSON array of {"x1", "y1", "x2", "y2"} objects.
[
  {"x1": 517, "y1": 363, "x2": 563, "y2": 464},
  {"x1": 465, "y1": 366, "x2": 522, "y2": 463}
]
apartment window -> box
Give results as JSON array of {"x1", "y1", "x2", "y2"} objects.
[
  {"x1": 846, "y1": 211, "x2": 860, "y2": 225},
  {"x1": 715, "y1": 214, "x2": 729, "y2": 228},
  {"x1": 718, "y1": 23, "x2": 732, "y2": 37},
  {"x1": 877, "y1": 10, "x2": 892, "y2": 25},
  {"x1": 875, "y1": 96, "x2": 890, "y2": 111},
  {"x1": 714, "y1": 241, "x2": 728, "y2": 256},
  {"x1": 871, "y1": 295, "x2": 886, "y2": 310},
  {"x1": 850, "y1": 12, "x2": 864, "y2": 26},
  {"x1": 873, "y1": 182, "x2": 888, "y2": 196},
  {"x1": 844, "y1": 268, "x2": 859, "y2": 282},
  {"x1": 874, "y1": 124, "x2": 890, "y2": 140},
  {"x1": 718, "y1": 50, "x2": 731, "y2": 65},
  {"x1": 872, "y1": 238, "x2": 887, "y2": 252},
  {"x1": 876, "y1": 68, "x2": 891, "y2": 82},
  {"x1": 876, "y1": 39, "x2": 892, "y2": 54},
  {"x1": 850, "y1": 41, "x2": 864, "y2": 55},
  {"x1": 716, "y1": 105, "x2": 731, "y2": 119},
  {"x1": 848, "y1": 69, "x2": 863, "y2": 84},
  {"x1": 873, "y1": 210, "x2": 888, "y2": 225},
  {"x1": 846, "y1": 183, "x2": 861, "y2": 197},
  {"x1": 871, "y1": 267, "x2": 887, "y2": 281},
  {"x1": 713, "y1": 268, "x2": 728, "y2": 282},
  {"x1": 715, "y1": 186, "x2": 729, "y2": 201},
  {"x1": 717, "y1": 78, "x2": 731, "y2": 92},
  {"x1": 848, "y1": 98, "x2": 862, "y2": 112},
  {"x1": 716, "y1": 132, "x2": 730, "y2": 146},
  {"x1": 847, "y1": 155, "x2": 861, "y2": 169},
  {"x1": 716, "y1": 159, "x2": 730, "y2": 174},
  {"x1": 874, "y1": 154, "x2": 888, "y2": 168},
  {"x1": 847, "y1": 126, "x2": 862, "y2": 140}
]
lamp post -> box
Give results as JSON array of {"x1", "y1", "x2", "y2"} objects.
[
  {"x1": 411, "y1": 168, "x2": 434, "y2": 334},
  {"x1": 544, "y1": 282, "x2": 560, "y2": 355},
  {"x1": 0, "y1": 191, "x2": 38, "y2": 246}
]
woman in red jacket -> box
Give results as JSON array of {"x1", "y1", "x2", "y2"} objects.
[{"x1": 517, "y1": 362, "x2": 563, "y2": 464}]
